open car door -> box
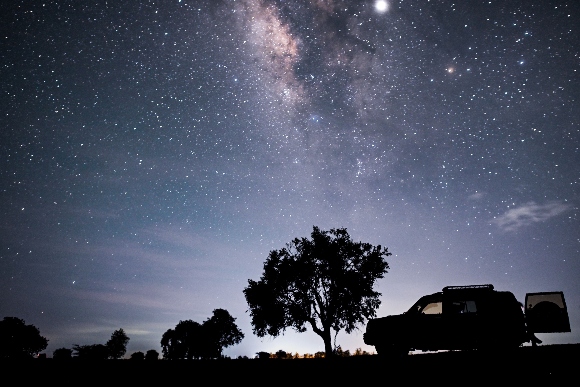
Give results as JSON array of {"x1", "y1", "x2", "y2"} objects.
[{"x1": 525, "y1": 292, "x2": 571, "y2": 333}]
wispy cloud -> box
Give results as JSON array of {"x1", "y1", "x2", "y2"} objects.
[
  {"x1": 468, "y1": 192, "x2": 485, "y2": 200},
  {"x1": 493, "y1": 201, "x2": 572, "y2": 232}
]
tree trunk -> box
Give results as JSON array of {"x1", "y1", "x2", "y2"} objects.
[
  {"x1": 309, "y1": 319, "x2": 334, "y2": 358},
  {"x1": 323, "y1": 329, "x2": 333, "y2": 358}
]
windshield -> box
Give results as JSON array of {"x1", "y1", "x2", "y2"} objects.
[{"x1": 407, "y1": 294, "x2": 442, "y2": 314}]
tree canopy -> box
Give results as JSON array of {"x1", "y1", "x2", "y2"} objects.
[
  {"x1": 0, "y1": 317, "x2": 48, "y2": 359},
  {"x1": 161, "y1": 309, "x2": 244, "y2": 359},
  {"x1": 203, "y1": 308, "x2": 245, "y2": 358},
  {"x1": 106, "y1": 328, "x2": 130, "y2": 359},
  {"x1": 244, "y1": 226, "x2": 391, "y2": 356},
  {"x1": 161, "y1": 319, "x2": 202, "y2": 359}
]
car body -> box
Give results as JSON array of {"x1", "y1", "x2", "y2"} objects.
[{"x1": 363, "y1": 284, "x2": 570, "y2": 356}]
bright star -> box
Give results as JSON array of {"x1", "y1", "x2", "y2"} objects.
[{"x1": 375, "y1": 0, "x2": 389, "y2": 13}]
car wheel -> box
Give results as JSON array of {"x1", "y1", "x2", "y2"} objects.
[{"x1": 376, "y1": 343, "x2": 408, "y2": 359}]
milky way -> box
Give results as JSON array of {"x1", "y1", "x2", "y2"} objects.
[{"x1": 1, "y1": 0, "x2": 578, "y2": 357}]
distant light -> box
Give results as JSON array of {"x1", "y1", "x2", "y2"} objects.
[{"x1": 375, "y1": 0, "x2": 389, "y2": 13}]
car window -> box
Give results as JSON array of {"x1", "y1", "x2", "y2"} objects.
[
  {"x1": 421, "y1": 302, "x2": 442, "y2": 314},
  {"x1": 448, "y1": 300, "x2": 477, "y2": 314}
]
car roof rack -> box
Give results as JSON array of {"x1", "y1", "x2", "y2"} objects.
[{"x1": 442, "y1": 284, "x2": 494, "y2": 292}]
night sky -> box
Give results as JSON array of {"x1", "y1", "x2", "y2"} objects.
[{"x1": 1, "y1": 0, "x2": 578, "y2": 358}]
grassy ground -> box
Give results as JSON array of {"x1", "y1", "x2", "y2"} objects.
[{"x1": 8, "y1": 344, "x2": 578, "y2": 384}]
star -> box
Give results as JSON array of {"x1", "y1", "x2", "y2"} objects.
[{"x1": 375, "y1": 0, "x2": 389, "y2": 13}]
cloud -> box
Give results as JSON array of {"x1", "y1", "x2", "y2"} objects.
[
  {"x1": 468, "y1": 192, "x2": 485, "y2": 200},
  {"x1": 492, "y1": 201, "x2": 572, "y2": 232}
]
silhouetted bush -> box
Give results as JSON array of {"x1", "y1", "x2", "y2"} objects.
[
  {"x1": 72, "y1": 328, "x2": 130, "y2": 360},
  {"x1": 73, "y1": 344, "x2": 109, "y2": 360},
  {"x1": 0, "y1": 317, "x2": 48, "y2": 359},
  {"x1": 335, "y1": 346, "x2": 351, "y2": 357},
  {"x1": 145, "y1": 349, "x2": 159, "y2": 360},
  {"x1": 53, "y1": 347, "x2": 73, "y2": 360}
]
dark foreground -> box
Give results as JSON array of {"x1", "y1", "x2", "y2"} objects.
[{"x1": 9, "y1": 344, "x2": 578, "y2": 384}]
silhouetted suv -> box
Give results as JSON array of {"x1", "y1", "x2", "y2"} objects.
[{"x1": 364, "y1": 284, "x2": 570, "y2": 356}]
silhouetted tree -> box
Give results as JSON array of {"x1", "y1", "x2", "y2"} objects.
[
  {"x1": 160, "y1": 328, "x2": 178, "y2": 359},
  {"x1": 53, "y1": 347, "x2": 73, "y2": 360},
  {"x1": 73, "y1": 344, "x2": 109, "y2": 360},
  {"x1": 202, "y1": 308, "x2": 244, "y2": 358},
  {"x1": 145, "y1": 349, "x2": 159, "y2": 360},
  {"x1": 256, "y1": 351, "x2": 271, "y2": 359},
  {"x1": 275, "y1": 349, "x2": 288, "y2": 359},
  {"x1": 161, "y1": 310, "x2": 244, "y2": 359},
  {"x1": 106, "y1": 328, "x2": 130, "y2": 359},
  {"x1": 0, "y1": 317, "x2": 48, "y2": 359},
  {"x1": 161, "y1": 320, "x2": 203, "y2": 359},
  {"x1": 244, "y1": 226, "x2": 391, "y2": 357},
  {"x1": 130, "y1": 351, "x2": 145, "y2": 360}
]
